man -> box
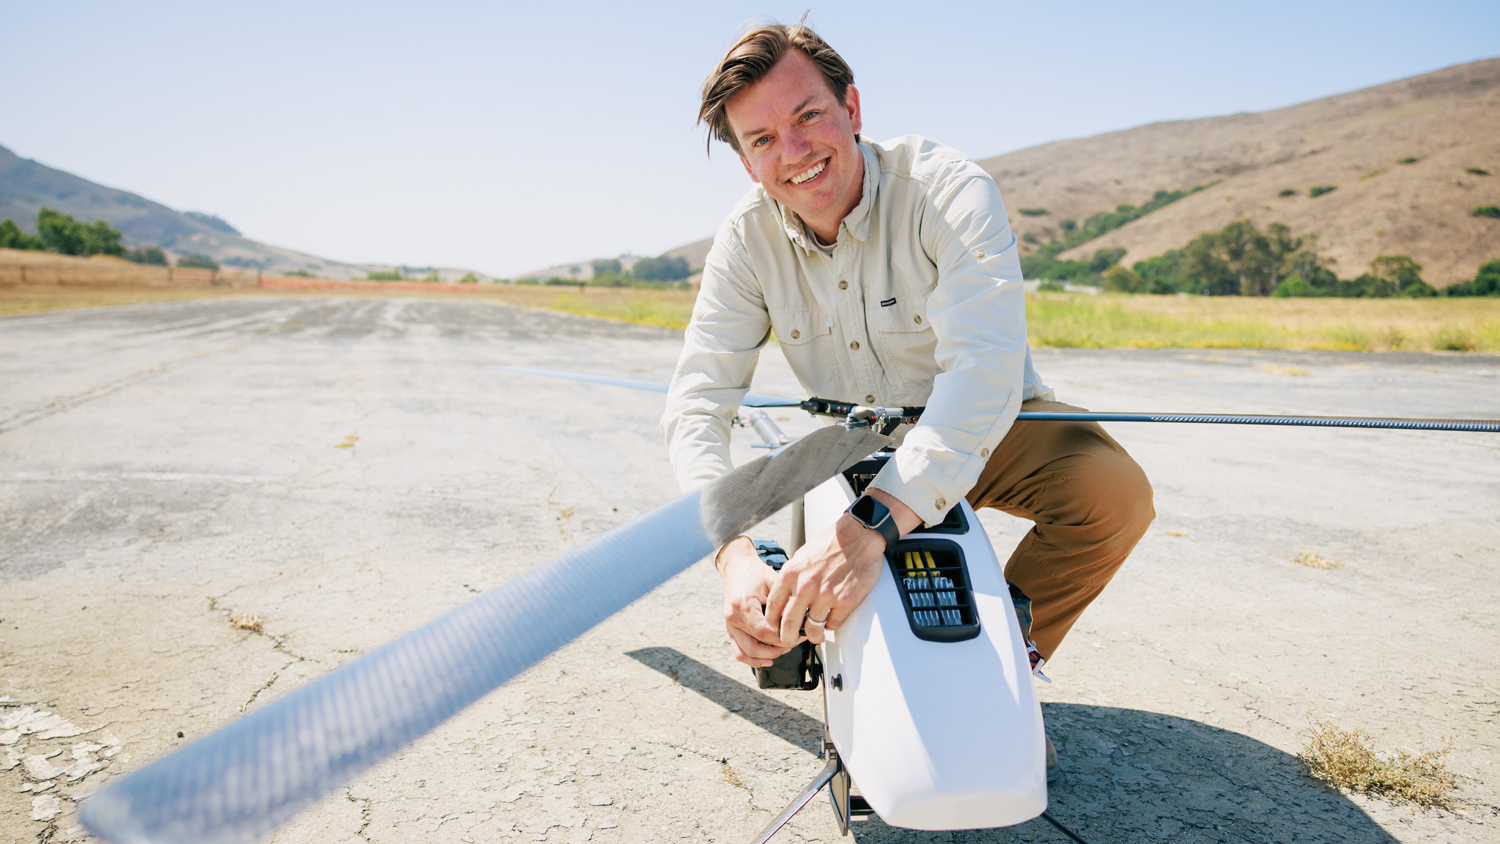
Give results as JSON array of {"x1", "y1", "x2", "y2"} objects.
[{"x1": 663, "y1": 23, "x2": 1153, "y2": 684}]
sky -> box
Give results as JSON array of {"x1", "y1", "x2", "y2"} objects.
[{"x1": 2, "y1": 1, "x2": 1497, "y2": 277}]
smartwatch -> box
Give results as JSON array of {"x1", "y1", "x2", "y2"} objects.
[{"x1": 847, "y1": 494, "x2": 901, "y2": 550}]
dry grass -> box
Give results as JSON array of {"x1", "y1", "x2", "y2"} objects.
[
  {"x1": 1026, "y1": 292, "x2": 1500, "y2": 352},
  {"x1": 229, "y1": 614, "x2": 263, "y2": 633},
  {"x1": 335, "y1": 434, "x2": 359, "y2": 449},
  {"x1": 1300, "y1": 721, "x2": 1456, "y2": 807},
  {"x1": 7, "y1": 283, "x2": 1499, "y2": 354},
  {"x1": 1293, "y1": 551, "x2": 1344, "y2": 568}
]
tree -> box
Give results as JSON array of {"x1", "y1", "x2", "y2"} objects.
[
  {"x1": 591, "y1": 258, "x2": 622, "y2": 277},
  {"x1": 1370, "y1": 255, "x2": 1424, "y2": 295},
  {"x1": 0, "y1": 219, "x2": 42, "y2": 250},
  {"x1": 124, "y1": 246, "x2": 168, "y2": 265},
  {"x1": 177, "y1": 253, "x2": 220, "y2": 270},
  {"x1": 632, "y1": 255, "x2": 691, "y2": 282},
  {"x1": 33, "y1": 208, "x2": 124, "y2": 256}
]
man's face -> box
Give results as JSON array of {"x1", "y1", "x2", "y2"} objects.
[{"x1": 726, "y1": 50, "x2": 864, "y2": 242}]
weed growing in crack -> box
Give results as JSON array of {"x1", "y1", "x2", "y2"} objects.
[
  {"x1": 1299, "y1": 721, "x2": 1456, "y2": 807},
  {"x1": 1292, "y1": 551, "x2": 1343, "y2": 568},
  {"x1": 230, "y1": 613, "x2": 263, "y2": 633}
]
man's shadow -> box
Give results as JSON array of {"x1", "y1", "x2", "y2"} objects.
[{"x1": 627, "y1": 647, "x2": 1399, "y2": 843}]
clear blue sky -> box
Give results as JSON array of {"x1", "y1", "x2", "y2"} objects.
[{"x1": 3, "y1": 1, "x2": 1496, "y2": 276}]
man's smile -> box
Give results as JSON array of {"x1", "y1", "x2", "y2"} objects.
[{"x1": 788, "y1": 158, "x2": 828, "y2": 186}]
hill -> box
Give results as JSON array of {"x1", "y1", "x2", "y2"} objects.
[
  {"x1": 0, "y1": 144, "x2": 490, "y2": 281},
  {"x1": 976, "y1": 57, "x2": 1500, "y2": 287}
]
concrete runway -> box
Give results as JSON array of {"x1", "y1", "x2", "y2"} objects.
[{"x1": 1, "y1": 296, "x2": 1497, "y2": 844}]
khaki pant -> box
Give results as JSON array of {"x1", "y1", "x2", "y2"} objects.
[{"x1": 967, "y1": 399, "x2": 1154, "y2": 660}]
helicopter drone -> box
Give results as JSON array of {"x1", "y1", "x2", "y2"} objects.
[{"x1": 77, "y1": 367, "x2": 1498, "y2": 844}]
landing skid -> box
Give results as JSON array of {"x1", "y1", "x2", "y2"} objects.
[{"x1": 750, "y1": 738, "x2": 874, "y2": 844}]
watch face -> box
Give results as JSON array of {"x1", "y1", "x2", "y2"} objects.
[{"x1": 850, "y1": 495, "x2": 888, "y2": 527}]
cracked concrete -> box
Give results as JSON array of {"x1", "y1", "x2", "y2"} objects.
[{"x1": 1, "y1": 297, "x2": 1497, "y2": 843}]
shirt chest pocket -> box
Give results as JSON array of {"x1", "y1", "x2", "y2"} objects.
[
  {"x1": 872, "y1": 288, "x2": 933, "y2": 334},
  {"x1": 770, "y1": 307, "x2": 832, "y2": 346}
]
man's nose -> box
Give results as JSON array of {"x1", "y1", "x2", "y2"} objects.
[{"x1": 781, "y1": 127, "x2": 813, "y2": 164}]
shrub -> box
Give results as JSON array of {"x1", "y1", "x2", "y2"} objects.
[
  {"x1": 632, "y1": 255, "x2": 691, "y2": 282},
  {"x1": 283, "y1": 269, "x2": 315, "y2": 277},
  {"x1": 457, "y1": 272, "x2": 479, "y2": 284},
  {"x1": 365, "y1": 270, "x2": 403, "y2": 280},
  {"x1": 1278, "y1": 188, "x2": 1297, "y2": 197},
  {"x1": 1101, "y1": 265, "x2": 1147, "y2": 293},
  {"x1": 1398, "y1": 157, "x2": 1418, "y2": 164},
  {"x1": 1271, "y1": 276, "x2": 1325, "y2": 297},
  {"x1": 176, "y1": 253, "x2": 219, "y2": 270},
  {"x1": 591, "y1": 258, "x2": 622, "y2": 277},
  {"x1": 1359, "y1": 168, "x2": 1387, "y2": 182},
  {"x1": 1465, "y1": 167, "x2": 1491, "y2": 176},
  {"x1": 1309, "y1": 186, "x2": 1337, "y2": 198},
  {"x1": 1472, "y1": 205, "x2": 1500, "y2": 219},
  {"x1": 1300, "y1": 721, "x2": 1455, "y2": 807},
  {"x1": 124, "y1": 246, "x2": 168, "y2": 265},
  {"x1": 1018, "y1": 208, "x2": 1049, "y2": 216},
  {"x1": 1443, "y1": 258, "x2": 1500, "y2": 296},
  {"x1": 36, "y1": 208, "x2": 123, "y2": 256}
]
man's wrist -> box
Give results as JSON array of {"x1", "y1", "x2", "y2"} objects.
[{"x1": 715, "y1": 535, "x2": 754, "y2": 575}]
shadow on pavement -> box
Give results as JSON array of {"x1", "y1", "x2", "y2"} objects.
[{"x1": 626, "y1": 647, "x2": 1398, "y2": 843}]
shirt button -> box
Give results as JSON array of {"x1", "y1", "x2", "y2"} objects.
[
  {"x1": 914, "y1": 315, "x2": 922, "y2": 324},
  {"x1": 980, "y1": 447, "x2": 990, "y2": 457},
  {"x1": 865, "y1": 394, "x2": 875, "y2": 403},
  {"x1": 935, "y1": 497, "x2": 947, "y2": 510},
  {"x1": 790, "y1": 329, "x2": 800, "y2": 339},
  {"x1": 975, "y1": 249, "x2": 985, "y2": 260},
  {"x1": 838, "y1": 280, "x2": 848, "y2": 290},
  {"x1": 850, "y1": 341, "x2": 860, "y2": 351}
]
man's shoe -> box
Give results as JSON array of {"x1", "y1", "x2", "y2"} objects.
[{"x1": 1045, "y1": 734, "x2": 1060, "y2": 783}]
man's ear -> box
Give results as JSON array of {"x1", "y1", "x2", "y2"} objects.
[
  {"x1": 740, "y1": 155, "x2": 760, "y2": 184},
  {"x1": 844, "y1": 84, "x2": 862, "y2": 137}
]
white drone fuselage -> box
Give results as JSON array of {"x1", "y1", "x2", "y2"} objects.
[{"x1": 802, "y1": 466, "x2": 1047, "y2": 830}]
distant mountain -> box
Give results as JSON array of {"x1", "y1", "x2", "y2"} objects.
[
  {"x1": 976, "y1": 57, "x2": 1500, "y2": 287},
  {"x1": 0, "y1": 144, "x2": 491, "y2": 281}
]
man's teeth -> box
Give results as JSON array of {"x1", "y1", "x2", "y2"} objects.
[{"x1": 790, "y1": 160, "x2": 826, "y2": 185}]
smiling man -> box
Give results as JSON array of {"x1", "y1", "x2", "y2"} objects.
[{"x1": 662, "y1": 23, "x2": 1154, "y2": 716}]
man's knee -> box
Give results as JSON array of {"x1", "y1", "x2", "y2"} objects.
[{"x1": 1064, "y1": 439, "x2": 1154, "y2": 547}]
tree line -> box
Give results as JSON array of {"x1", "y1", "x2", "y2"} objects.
[{"x1": 0, "y1": 208, "x2": 219, "y2": 269}]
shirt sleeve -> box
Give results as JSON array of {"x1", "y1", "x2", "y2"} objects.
[
  {"x1": 868, "y1": 170, "x2": 1028, "y2": 526},
  {"x1": 660, "y1": 223, "x2": 773, "y2": 492}
]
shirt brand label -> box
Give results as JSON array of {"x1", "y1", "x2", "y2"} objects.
[{"x1": 880, "y1": 297, "x2": 897, "y2": 307}]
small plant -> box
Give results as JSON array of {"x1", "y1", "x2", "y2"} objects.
[
  {"x1": 230, "y1": 614, "x2": 263, "y2": 633},
  {"x1": 1018, "y1": 208, "x2": 1049, "y2": 216},
  {"x1": 1398, "y1": 157, "x2": 1418, "y2": 164},
  {"x1": 1300, "y1": 721, "x2": 1455, "y2": 807},
  {"x1": 1473, "y1": 205, "x2": 1500, "y2": 219},
  {"x1": 1465, "y1": 167, "x2": 1491, "y2": 176},
  {"x1": 1434, "y1": 326, "x2": 1478, "y2": 351},
  {"x1": 1359, "y1": 168, "x2": 1387, "y2": 182},
  {"x1": 1309, "y1": 186, "x2": 1337, "y2": 198},
  {"x1": 1292, "y1": 551, "x2": 1342, "y2": 568},
  {"x1": 282, "y1": 269, "x2": 315, "y2": 278},
  {"x1": 335, "y1": 434, "x2": 359, "y2": 449},
  {"x1": 457, "y1": 272, "x2": 479, "y2": 284},
  {"x1": 365, "y1": 270, "x2": 403, "y2": 281},
  {"x1": 1278, "y1": 188, "x2": 1297, "y2": 197}
]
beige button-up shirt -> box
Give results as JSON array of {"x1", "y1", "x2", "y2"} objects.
[{"x1": 662, "y1": 135, "x2": 1052, "y2": 527}]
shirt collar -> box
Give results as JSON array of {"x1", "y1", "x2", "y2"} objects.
[{"x1": 776, "y1": 140, "x2": 880, "y2": 253}]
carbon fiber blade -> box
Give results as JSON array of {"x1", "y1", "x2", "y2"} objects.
[
  {"x1": 79, "y1": 425, "x2": 890, "y2": 844},
  {"x1": 486, "y1": 366, "x2": 803, "y2": 408}
]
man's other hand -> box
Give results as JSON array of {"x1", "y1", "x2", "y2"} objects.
[
  {"x1": 718, "y1": 537, "x2": 794, "y2": 668},
  {"x1": 765, "y1": 489, "x2": 922, "y2": 646}
]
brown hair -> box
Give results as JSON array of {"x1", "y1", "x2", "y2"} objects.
[{"x1": 698, "y1": 19, "x2": 855, "y2": 155}]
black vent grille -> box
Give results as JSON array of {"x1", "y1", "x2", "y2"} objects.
[{"x1": 887, "y1": 539, "x2": 981, "y2": 642}]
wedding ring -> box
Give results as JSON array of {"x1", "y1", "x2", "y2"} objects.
[{"x1": 805, "y1": 611, "x2": 830, "y2": 628}]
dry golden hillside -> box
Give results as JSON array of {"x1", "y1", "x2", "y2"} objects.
[{"x1": 978, "y1": 57, "x2": 1500, "y2": 287}]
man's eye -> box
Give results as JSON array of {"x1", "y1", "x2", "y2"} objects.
[
  {"x1": 802, "y1": 110, "x2": 820, "y2": 122},
  {"x1": 753, "y1": 136, "x2": 770, "y2": 147}
]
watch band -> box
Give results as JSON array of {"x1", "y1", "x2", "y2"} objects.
[{"x1": 848, "y1": 494, "x2": 901, "y2": 550}]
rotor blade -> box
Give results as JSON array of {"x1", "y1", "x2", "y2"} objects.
[
  {"x1": 487, "y1": 366, "x2": 803, "y2": 408},
  {"x1": 1015, "y1": 411, "x2": 1500, "y2": 433},
  {"x1": 79, "y1": 425, "x2": 892, "y2": 844}
]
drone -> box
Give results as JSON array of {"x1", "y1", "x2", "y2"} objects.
[{"x1": 77, "y1": 367, "x2": 1498, "y2": 844}]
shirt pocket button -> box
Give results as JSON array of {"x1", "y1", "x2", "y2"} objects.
[
  {"x1": 839, "y1": 281, "x2": 848, "y2": 290},
  {"x1": 850, "y1": 341, "x2": 860, "y2": 351},
  {"x1": 914, "y1": 315, "x2": 922, "y2": 324},
  {"x1": 790, "y1": 329, "x2": 801, "y2": 340}
]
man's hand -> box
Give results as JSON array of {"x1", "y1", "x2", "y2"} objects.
[
  {"x1": 717, "y1": 537, "x2": 796, "y2": 668},
  {"x1": 764, "y1": 489, "x2": 922, "y2": 646}
]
